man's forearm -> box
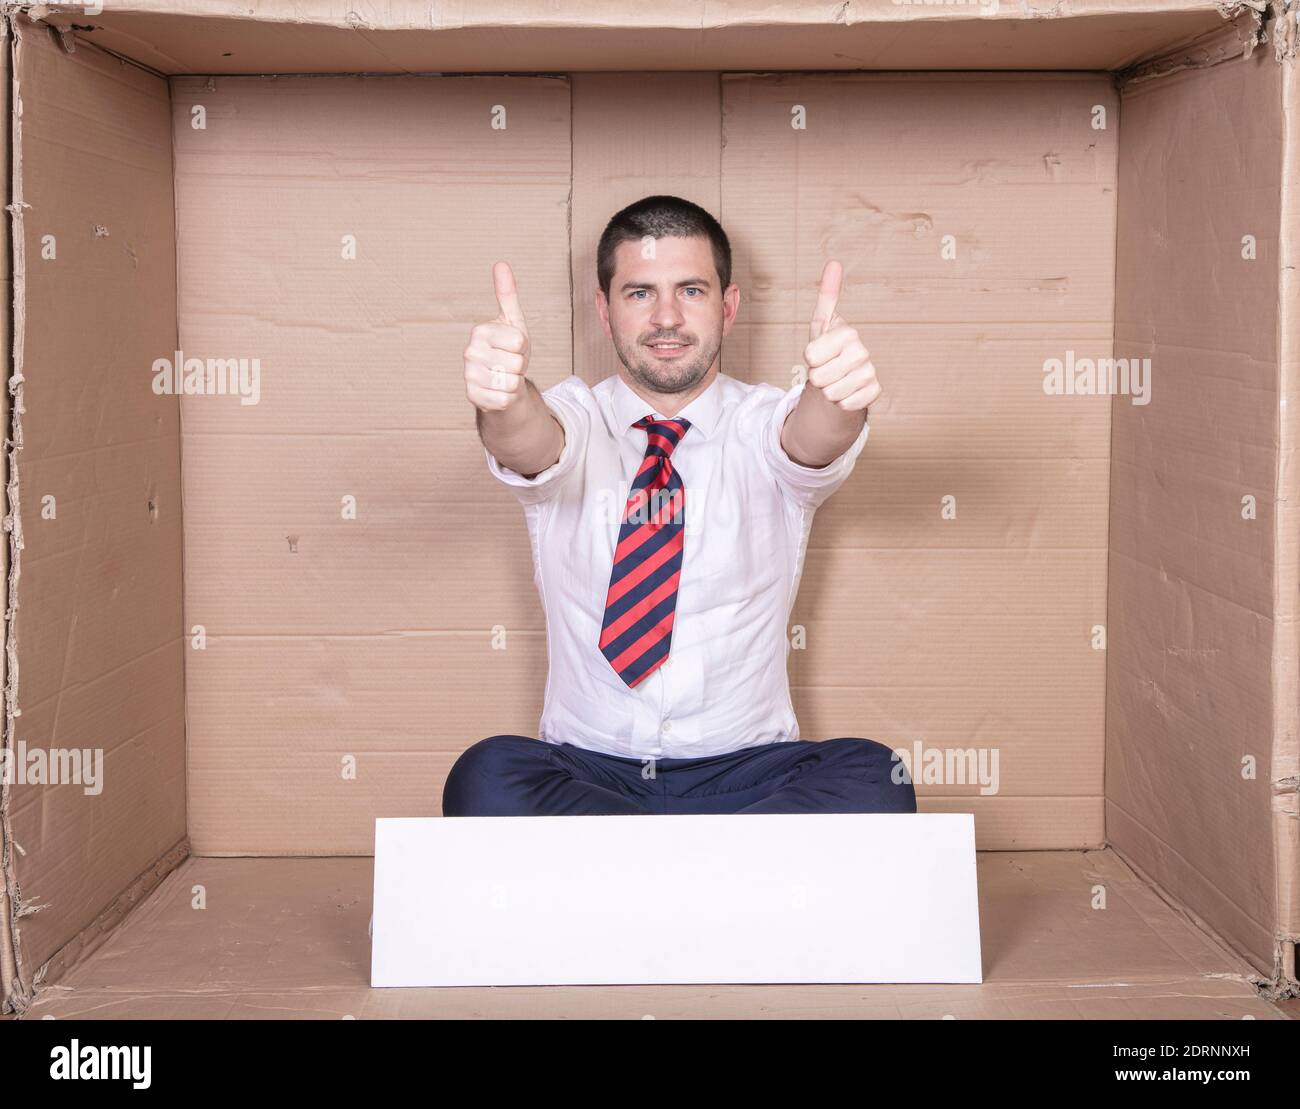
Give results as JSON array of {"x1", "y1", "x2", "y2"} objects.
[
  {"x1": 780, "y1": 382, "x2": 868, "y2": 469},
  {"x1": 478, "y1": 378, "x2": 565, "y2": 479}
]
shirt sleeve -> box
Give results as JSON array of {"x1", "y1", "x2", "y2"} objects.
[
  {"x1": 483, "y1": 378, "x2": 589, "y2": 506},
  {"x1": 759, "y1": 380, "x2": 871, "y2": 510}
]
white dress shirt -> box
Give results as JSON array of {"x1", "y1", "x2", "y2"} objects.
[{"x1": 484, "y1": 370, "x2": 870, "y2": 760}]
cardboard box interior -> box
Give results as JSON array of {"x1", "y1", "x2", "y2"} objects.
[{"x1": 1, "y1": 1, "x2": 1297, "y2": 1016}]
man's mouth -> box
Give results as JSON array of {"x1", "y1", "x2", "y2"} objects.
[{"x1": 647, "y1": 340, "x2": 691, "y2": 359}]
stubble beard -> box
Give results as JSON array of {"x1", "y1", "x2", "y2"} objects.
[{"x1": 611, "y1": 327, "x2": 723, "y2": 397}]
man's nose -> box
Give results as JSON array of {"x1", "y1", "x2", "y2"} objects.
[{"x1": 650, "y1": 294, "x2": 685, "y2": 329}]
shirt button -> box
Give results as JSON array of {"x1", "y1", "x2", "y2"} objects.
[{"x1": 662, "y1": 722, "x2": 672, "y2": 733}]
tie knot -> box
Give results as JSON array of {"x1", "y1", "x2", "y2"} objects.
[{"x1": 634, "y1": 415, "x2": 691, "y2": 457}]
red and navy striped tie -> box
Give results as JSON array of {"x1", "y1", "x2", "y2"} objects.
[{"x1": 599, "y1": 415, "x2": 692, "y2": 688}]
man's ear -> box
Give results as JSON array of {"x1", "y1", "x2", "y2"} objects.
[
  {"x1": 595, "y1": 288, "x2": 612, "y2": 339},
  {"x1": 721, "y1": 283, "x2": 741, "y2": 337}
]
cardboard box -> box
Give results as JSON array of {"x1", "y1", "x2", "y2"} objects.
[{"x1": 0, "y1": 0, "x2": 1296, "y2": 1017}]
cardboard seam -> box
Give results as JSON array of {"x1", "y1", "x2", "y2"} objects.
[
  {"x1": 22, "y1": 838, "x2": 190, "y2": 1009},
  {"x1": 565, "y1": 76, "x2": 574, "y2": 386},
  {"x1": 25, "y1": 10, "x2": 169, "y2": 80},
  {"x1": 164, "y1": 69, "x2": 194, "y2": 880},
  {"x1": 1105, "y1": 797, "x2": 1276, "y2": 958},
  {"x1": 1101, "y1": 70, "x2": 1120, "y2": 861},
  {"x1": 1109, "y1": 841, "x2": 1299, "y2": 999},
  {"x1": 0, "y1": 9, "x2": 26, "y2": 1016},
  {"x1": 1115, "y1": 2, "x2": 1269, "y2": 88}
]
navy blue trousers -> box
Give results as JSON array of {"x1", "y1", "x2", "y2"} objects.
[{"x1": 442, "y1": 734, "x2": 917, "y2": 816}]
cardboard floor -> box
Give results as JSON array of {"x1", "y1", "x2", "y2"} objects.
[{"x1": 17, "y1": 850, "x2": 1293, "y2": 1020}]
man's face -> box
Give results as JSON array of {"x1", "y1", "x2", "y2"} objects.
[{"x1": 597, "y1": 234, "x2": 739, "y2": 395}]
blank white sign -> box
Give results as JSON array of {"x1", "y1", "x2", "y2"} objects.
[{"x1": 371, "y1": 812, "x2": 982, "y2": 987}]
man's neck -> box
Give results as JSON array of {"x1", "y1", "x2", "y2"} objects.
[{"x1": 619, "y1": 364, "x2": 719, "y2": 419}]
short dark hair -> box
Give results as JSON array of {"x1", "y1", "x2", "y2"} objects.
[{"x1": 596, "y1": 195, "x2": 732, "y2": 298}]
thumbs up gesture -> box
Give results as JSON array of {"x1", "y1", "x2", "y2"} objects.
[
  {"x1": 464, "y1": 261, "x2": 533, "y2": 412},
  {"x1": 802, "y1": 260, "x2": 882, "y2": 413}
]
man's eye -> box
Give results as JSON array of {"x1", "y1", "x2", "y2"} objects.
[
  {"x1": 683, "y1": 287, "x2": 702, "y2": 297},
  {"x1": 631, "y1": 290, "x2": 649, "y2": 300}
]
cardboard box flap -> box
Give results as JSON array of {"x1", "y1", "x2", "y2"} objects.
[{"x1": 31, "y1": 0, "x2": 1264, "y2": 76}]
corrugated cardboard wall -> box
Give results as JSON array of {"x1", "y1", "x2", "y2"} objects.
[
  {"x1": 175, "y1": 71, "x2": 1114, "y2": 853},
  {"x1": 571, "y1": 73, "x2": 721, "y2": 386},
  {"x1": 721, "y1": 73, "x2": 1115, "y2": 848},
  {"x1": 171, "y1": 75, "x2": 572, "y2": 854},
  {"x1": 1108, "y1": 49, "x2": 1283, "y2": 976},
  {"x1": 2, "y1": 24, "x2": 185, "y2": 1001}
]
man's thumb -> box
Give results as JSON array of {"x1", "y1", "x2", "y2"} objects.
[{"x1": 493, "y1": 261, "x2": 528, "y2": 332}]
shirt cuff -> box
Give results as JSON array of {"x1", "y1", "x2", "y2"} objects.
[
  {"x1": 762, "y1": 381, "x2": 871, "y2": 508},
  {"x1": 484, "y1": 392, "x2": 582, "y2": 503}
]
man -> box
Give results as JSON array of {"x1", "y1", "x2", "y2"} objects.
[{"x1": 444, "y1": 195, "x2": 915, "y2": 817}]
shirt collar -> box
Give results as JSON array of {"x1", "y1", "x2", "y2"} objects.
[{"x1": 609, "y1": 370, "x2": 724, "y2": 442}]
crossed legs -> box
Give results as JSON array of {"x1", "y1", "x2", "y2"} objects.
[{"x1": 441, "y1": 734, "x2": 917, "y2": 817}]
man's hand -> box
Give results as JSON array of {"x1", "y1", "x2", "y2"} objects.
[
  {"x1": 467, "y1": 262, "x2": 564, "y2": 480},
  {"x1": 802, "y1": 260, "x2": 882, "y2": 413},
  {"x1": 464, "y1": 261, "x2": 533, "y2": 412}
]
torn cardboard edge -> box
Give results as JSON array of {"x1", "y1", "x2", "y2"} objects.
[
  {"x1": 1278, "y1": 0, "x2": 1300, "y2": 58},
  {"x1": 1115, "y1": 0, "x2": 1270, "y2": 85},
  {"x1": 1273, "y1": 46, "x2": 1300, "y2": 990},
  {"x1": 0, "y1": 11, "x2": 26, "y2": 1016}
]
